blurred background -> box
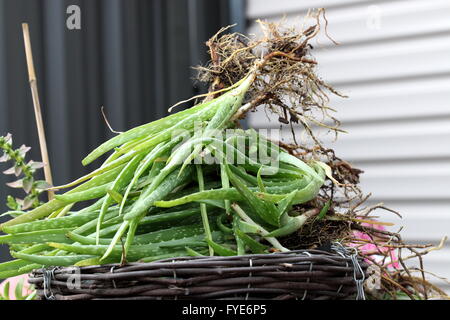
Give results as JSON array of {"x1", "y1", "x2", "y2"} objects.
[{"x1": 0, "y1": 0, "x2": 448, "y2": 292}]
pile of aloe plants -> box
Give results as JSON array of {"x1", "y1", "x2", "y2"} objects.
[
  {"x1": 0, "y1": 70, "x2": 334, "y2": 278},
  {"x1": 1, "y1": 10, "x2": 447, "y2": 300}
]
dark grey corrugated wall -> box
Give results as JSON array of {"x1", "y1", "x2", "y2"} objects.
[{"x1": 0, "y1": 0, "x2": 245, "y2": 263}]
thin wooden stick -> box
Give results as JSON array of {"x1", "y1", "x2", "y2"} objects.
[{"x1": 22, "y1": 23, "x2": 54, "y2": 200}]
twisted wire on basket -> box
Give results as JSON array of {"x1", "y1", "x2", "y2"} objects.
[{"x1": 29, "y1": 249, "x2": 368, "y2": 300}]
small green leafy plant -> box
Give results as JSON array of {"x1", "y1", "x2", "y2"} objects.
[
  {"x1": 0, "y1": 278, "x2": 36, "y2": 300},
  {"x1": 0, "y1": 133, "x2": 50, "y2": 212}
]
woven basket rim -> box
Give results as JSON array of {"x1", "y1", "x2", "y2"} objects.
[{"x1": 29, "y1": 249, "x2": 368, "y2": 300}]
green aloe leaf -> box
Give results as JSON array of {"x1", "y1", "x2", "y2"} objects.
[
  {"x1": 235, "y1": 229, "x2": 267, "y2": 253},
  {"x1": 226, "y1": 165, "x2": 281, "y2": 227}
]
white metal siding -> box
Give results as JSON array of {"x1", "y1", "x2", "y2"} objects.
[{"x1": 246, "y1": 0, "x2": 450, "y2": 293}]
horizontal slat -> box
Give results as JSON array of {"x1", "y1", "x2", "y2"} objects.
[
  {"x1": 247, "y1": 0, "x2": 370, "y2": 19},
  {"x1": 329, "y1": 77, "x2": 450, "y2": 123},
  {"x1": 247, "y1": 0, "x2": 450, "y2": 47},
  {"x1": 248, "y1": 76, "x2": 450, "y2": 126},
  {"x1": 362, "y1": 200, "x2": 450, "y2": 242},
  {"x1": 355, "y1": 160, "x2": 450, "y2": 201},
  {"x1": 325, "y1": 119, "x2": 450, "y2": 162},
  {"x1": 255, "y1": 118, "x2": 450, "y2": 162},
  {"x1": 313, "y1": 34, "x2": 450, "y2": 85}
]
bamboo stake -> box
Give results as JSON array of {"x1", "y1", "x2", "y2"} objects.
[{"x1": 22, "y1": 23, "x2": 54, "y2": 200}]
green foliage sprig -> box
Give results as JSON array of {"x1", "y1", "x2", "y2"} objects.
[
  {"x1": 0, "y1": 278, "x2": 36, "y2": 300},
  {"x1": 0, "y1": 133, "x2": 50, "y2": 211}
]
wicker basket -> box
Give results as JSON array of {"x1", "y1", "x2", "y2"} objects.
[{"x1": 29, "y1": 248, "x2": 368, "y2": 300}]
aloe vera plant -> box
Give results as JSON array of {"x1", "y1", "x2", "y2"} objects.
[
  {"x1": 0, "y1": 69, "x2": 332, "y2": 275},
  {"x1": 0, "y1": 13, "x2": 351, "y2": 278}
]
